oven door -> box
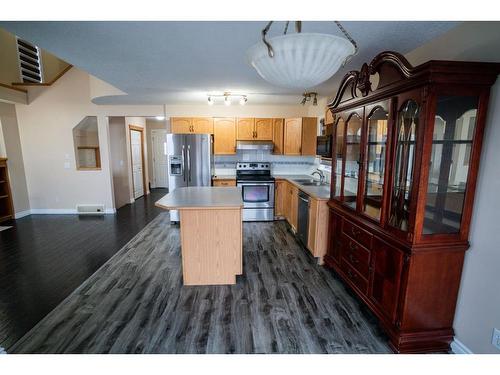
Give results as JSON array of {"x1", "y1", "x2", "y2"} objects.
[{"x1": 236, "y1": 181, "x2": 275, "y2": 208}]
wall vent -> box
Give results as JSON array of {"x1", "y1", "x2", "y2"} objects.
[
  {"x1": 16, "y1": 37, "x2": 43, "y2": 83},
  {"x1": 76, "y1": 204, "x2": 105, "y2": 215}
]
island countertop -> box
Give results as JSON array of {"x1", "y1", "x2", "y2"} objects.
[{"x1": 155, "y1": 186, "x2": 243, "y2": 210}]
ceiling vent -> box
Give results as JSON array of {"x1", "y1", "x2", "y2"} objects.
[{"x1": 16, "y1": 37, "x2": 43, "y2": 83}]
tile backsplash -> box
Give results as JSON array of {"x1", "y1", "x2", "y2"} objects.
[{"x1": 214, "y1": 150, "x2": 321, "y2": 176}]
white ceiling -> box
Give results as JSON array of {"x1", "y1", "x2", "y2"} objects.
[{"x1": 0, "y1": 21, "x2": 460, "y2": 105}]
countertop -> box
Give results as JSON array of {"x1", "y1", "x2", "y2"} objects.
[
  {"x1": 212, "y1": 174, "x2": 331, "y2": 200},
  {"x1": 274, "y1": 175, "x2": 331, "y2": 201},
  {"x1": 155, "y1": 187, "x2": 243, "y2": 210}
]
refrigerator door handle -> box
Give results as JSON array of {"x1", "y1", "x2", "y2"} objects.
[
  {"x1": 187, "y1": 145, "x2": 191, "y2": 183},
  {"x1": 182, "y1": 145, "x2": 186, "y2": 182}
]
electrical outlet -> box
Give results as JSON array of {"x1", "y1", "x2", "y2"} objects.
[{"x1": 492, "y1": 328, "x2": 500, "y2": 350}]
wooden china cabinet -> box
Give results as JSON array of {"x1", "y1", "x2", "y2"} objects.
[{"x1": 325, "y1": 51, "x2": 500, "y2": 353}]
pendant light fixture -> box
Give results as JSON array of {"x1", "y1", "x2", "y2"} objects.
[{"x1": 246, "y1": 21, "x2": 358, "y2": 90}]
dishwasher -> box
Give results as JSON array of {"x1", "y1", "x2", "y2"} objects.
[{"x1": 297, "y1": 191, "x2": 310, "y2": 246}]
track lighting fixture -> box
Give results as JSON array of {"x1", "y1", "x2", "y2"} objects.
[
  {"x1": 207, "y1": 93, "x2": 248, "y2": 106},
  {"x1": 301, "y1": 92, "x2": 318, "y2": 106}
]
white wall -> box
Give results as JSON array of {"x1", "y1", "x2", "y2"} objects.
[
  {"x1": 14, "y1": 68, "x2": 164, "y2": 213},
  {"x1": 404, "y1": 21, "x2": 500, "y2": 354}
]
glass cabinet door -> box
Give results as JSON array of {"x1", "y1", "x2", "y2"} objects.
[
  {"x1": 363, "y1": 107, "x2": 389, "y2": 220},
  {"x1": 389, "y1": 100, "x2": 419, "y2": 232},
  {"x1": 423, "y1": 95, "x2": 478, "y2": 235},
  {"x1": 343, "y1": 114, "x2": 363, "y2": 210},
  {"x1": 333, "y1": 118, "x2": 345, "y2": 198}
]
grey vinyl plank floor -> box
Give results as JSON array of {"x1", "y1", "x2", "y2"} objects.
[{"x1": 9, "y1": 213, "x2": 391, "y2": 354}]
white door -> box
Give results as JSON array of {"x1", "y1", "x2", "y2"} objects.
[
  {"x1": 130, "y1": 129, "x2": 144, "y2": 199},
  {"x1": 151, "y1": 129, "x2": 169, "y2": 188}
]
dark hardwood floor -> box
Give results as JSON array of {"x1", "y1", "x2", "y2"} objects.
[
  {"x1": 0, "y1": 188, "x2": 168, "y2": 350},
  {"x1": 9, "y1": 212, "x2": 390, "y2": 354}
]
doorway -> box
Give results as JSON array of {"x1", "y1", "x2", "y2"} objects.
[
  {"x1": 129, "y1": 125, "x2": 146, "y2": 199},
  {"x1": 151, "y1": 129, "x2": 168, "y2": 188}
]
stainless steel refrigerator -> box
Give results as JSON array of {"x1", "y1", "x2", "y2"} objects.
[{"x1": 166, "y1": 133, "x2": 213, "y2": 222}]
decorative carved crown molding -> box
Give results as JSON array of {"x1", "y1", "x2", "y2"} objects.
[{"x1": 328, "y1": 51, "x2": 415, "y2": 110}]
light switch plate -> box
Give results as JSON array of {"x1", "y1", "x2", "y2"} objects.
[
  {"x1": 492, "y1": 328, "x2": 500, "y2": 350},
  {"x1": 64, "y1": 162, "x2": 71, "y2": 169}
]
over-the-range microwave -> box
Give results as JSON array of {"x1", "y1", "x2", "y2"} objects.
[{"x1": 316, "y1": 135, "x2": 332, "y2": 158}]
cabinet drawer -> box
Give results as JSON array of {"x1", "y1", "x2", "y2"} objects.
[
  {"x1": 341, "y1": 234, "x2": 371, "y2": 278},
  {"x1": 213, "y1": 179, "x2": 236, "y2": 187},
  {"x1": 342, "y1": 219, "x2": 372, "y2": 249},
  {"x1": 340, "y1": 258, "x2": 368, "y2": 295}
]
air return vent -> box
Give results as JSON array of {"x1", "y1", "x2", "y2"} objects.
[
  {"x1": 76, "y1": 204, "x2": 105, "y2": 215},
  {"x1": 16, "y1": 37, "x2": 43, "y2": 83}
]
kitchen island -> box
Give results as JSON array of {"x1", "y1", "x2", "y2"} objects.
[{"x1": 155, "y1": 187, "x2": 243, "y2": 286}]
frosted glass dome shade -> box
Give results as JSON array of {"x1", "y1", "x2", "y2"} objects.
[{"x1": 247, "y1": 33, "x2": 355, "y2": 90}]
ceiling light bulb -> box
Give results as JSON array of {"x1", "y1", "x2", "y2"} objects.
[
  {"x1": 155, "y1": 116, "x2": 165, "y2": 121},
  {"x1": 224, "y1": 96, "x2": 231, "y2": 106},
  {"x1": 239, "y1": 96, "x2": 247, "y2": 105},
  {"x1": 207, "y1": 96, "x2": 214, "y2": 105}
]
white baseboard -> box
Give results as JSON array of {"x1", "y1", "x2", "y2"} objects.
[
  {"x1": 29, "y1": 208, "x2": 116, "y2": 215},
  {"x1": 451, "y1": 338, "x2": 473, "y2": 354},
  {"x1": 14, "y1": 210, "x2": 31, "y2": 219}
]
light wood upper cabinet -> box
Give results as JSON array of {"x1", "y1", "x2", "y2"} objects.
[
  {"x1": 171, "y1": 117, "x2": 213, "y2": 134},
  {"x1": 254, "y1": 118, "x2": 273, "y2": 140},
  {"x1": 192, "y1": 117, "x2": 213, "y2": 134},
  {"x1": 283, "y1": 117, "x2": 318, "y2": 156},
  {"x1": 171, "y1": 117, "x2": 192, "y2": 134},
  {"x1": 273, "y1": 118, "x2": 284, "y2": 154},
  {"x1": 325, "y1": 108, "x2": 334, "y2": 125},
  {"x1": 301, "y1": 117, "x2": 318, "y2": 156},
  {"x1": 213, "y1": 118, "x2": 236, "y2": 155},
  {"x1": 236, "y1": 118, "x2": 255, "y2": 140},
  {"x1": 284, "y1": 118, "x2": 303, "y2": 155}
]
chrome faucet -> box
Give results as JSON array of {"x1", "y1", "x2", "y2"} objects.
[{"x1": 311, "y1": 169, "x2": 325, "y2": 184}]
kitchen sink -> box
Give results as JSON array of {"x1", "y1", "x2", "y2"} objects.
[{"x1": 292, "y1": 179, "x2": 329, "y2": 186}]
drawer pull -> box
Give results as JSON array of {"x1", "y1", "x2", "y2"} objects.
[
  {"x1": 347, "y1": 269, "x2": 357, "y2": 279},
  {"x1": 351, "y1": 227, "x2": 360, "y2": 237},
  {"x1": 349, "y1": 253, "x2": 359, "y2": 264},
  {"x1": 349, "y1": 241, "x2": 358, "y2": 251}
]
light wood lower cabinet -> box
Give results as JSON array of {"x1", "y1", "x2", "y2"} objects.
[
  {"x1": 213, "y1": 178, "x2": 236, "y2": 187},
  {"x1": 274, "y1": 179, "x2": 286, "y2": 217},
  {"x1": 307, "y1": 197, "x2": 329, "y2": 263},
  {"x1": 213, "y1": 118, "x2": 236, "y2": 155}
]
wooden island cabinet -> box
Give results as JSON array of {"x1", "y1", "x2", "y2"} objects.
[{"x1": 325, "y1": 51, "x2": 500, "y2": 353}]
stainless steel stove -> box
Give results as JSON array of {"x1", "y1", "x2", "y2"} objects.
[{"x1": 236, "y1": 162, "x2": 275, "y2": 221}]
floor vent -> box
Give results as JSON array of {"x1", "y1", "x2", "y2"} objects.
[
  {"x1": 76, "y1": 204, "x2": 105, "y2": 215},
  {"x1": 16, "y1": 37, "x2": 43, "y2": 83}
]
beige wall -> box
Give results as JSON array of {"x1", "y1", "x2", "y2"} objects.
[
  {"x1": 40, "y1": 50, "x2": 70, "y2": 83},
  {"x1": 14, "y1": 67, "x2": 164, "y2": 212},
  {"x1": 0, "y1": 102, "x2": 30, "y2": 215},
  {"x1": 405, "y1": 21, "x2": 500, "y2": 354},
  {"x1": 145, "y1": 118, "x2": 167, "y2": 187},
  {"x1": 108, "y1": 116, "x2": 130, "y2": 209},
  {"x1": 0, "y1": 28, "x2": 20, "y2": 85}
]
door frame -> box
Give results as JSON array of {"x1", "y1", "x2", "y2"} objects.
[
  {"x1": 129, "y1": 125, "x2": 146, "y2": 198},
  {"x1": 151, "y1": 128, "x2": 168, "y2": 188}
]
